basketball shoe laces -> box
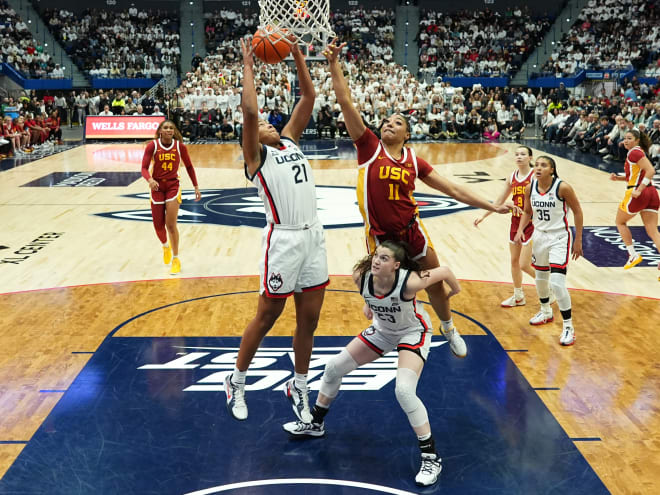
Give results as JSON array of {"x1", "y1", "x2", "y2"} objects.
[
  {"x1": 229, "y1": 379, "x2": 246, "y2": 407},
  {"x1": 419, "y1": 454, "x2": 440, "y2": 475}
]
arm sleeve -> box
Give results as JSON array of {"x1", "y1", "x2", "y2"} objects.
[
  {"x1": 180, "y1": 142, "x2": 199, "y2": 187},
  {"x1": 353, "y1": 127, "x2": 380, "y2": 165},
  {"x1": 416, "y1": 156, "x2": 434, "y2": 179},
  {"x1": 141, "y1": 141, "x2": 155, "y2": 180}
]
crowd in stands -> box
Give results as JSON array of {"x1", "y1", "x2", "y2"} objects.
[
  {"x1": 0, "y1": 0, "x2": 58, "y2": 79},
  {"x1": 540, "y1": 0, "x2": 659, "y2": 77},
  {"x1": 42, "y1": 7, "x2": 180, "y2": 78},
  {"x1": 417, "y1": 6, "x2": 552, "y2": 81}
]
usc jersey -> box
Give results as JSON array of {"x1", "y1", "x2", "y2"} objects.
[
  {"x1": 141, "y1": 139, "x2": 198, "y2": 186},
  {"x1": 355, "y1": 129, "x2": 433, "y2": 236},
  {"x1": 510, "y1": 168, "x2": 534, "y2": 218},
  {"x1": 624, "y1": 146, "x2": 646, "y2": 188}
]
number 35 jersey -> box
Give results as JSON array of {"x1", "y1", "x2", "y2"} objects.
[
  {"x1": 246, "y1": 137, "x2": 318, "y2": 226},
  {"x1": 360, "y1": 268, "x2": 431, "y2": 334},
  {"x1": 529, "y1": 177, "x2": 569, "y2": 233}
]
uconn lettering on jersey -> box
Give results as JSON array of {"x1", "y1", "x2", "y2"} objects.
[
  {"x1": 368, "y1": 303, "x2": 402, "y2": 313},
  {"x1": 274, "y1": 151, "x2": 304, "y2": 164},
  {"x1": 532, "y1": 199, "x2": 556, "y2": 208}
]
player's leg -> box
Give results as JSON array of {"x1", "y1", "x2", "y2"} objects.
[
  {"x1": 418, "y1": 246, "x2": 467, "y2": 358},
  {"x1": 150, "y1": 191, "x2": 168, "y2": 262},
  {"x1": 639, "y1": 209, "x2": 660, "y2": 279},
  {"x1": 397, "y1": 337, "x2": 441, "y2": 486},
  {"x1": 225, "y1": 294, "x2": 287, "y2": 421},
  {"x1": 165, "y1": 185, "x2": 182, "y2": 273},
  {"x1": 502, "y1": 242, "x2": 527, "y2": 307},
  {"x1": 529, "y1": 232, "x2": 553, "y2": 325},
  {"x1": 547, "y1": 231, "x2": 574, "y2": 345},
  {"x1": 616, "y1": 199, "x2": 643, "y2": 269},
  {"x1": 283, "y1": 288, "x2": 326, "y2": 423},
  {"x1": 284, "y1": 335, "x2": 379, "y2": 436}
]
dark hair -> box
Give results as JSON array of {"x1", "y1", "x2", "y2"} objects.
[
  {"x1": 626, "y1": 128, "x2": 651, "y2": 154},
  {"x1": 517, "y1": 145, "x2": 533, "y2": 157},
  {"x1": 353, "y1": 240, "x2": 420, "y2": 277},
  {"x1": 537, "y1": 155, "x2": 558, "y2": 177}
]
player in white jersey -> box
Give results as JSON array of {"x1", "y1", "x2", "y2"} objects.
[
  {"x1": 283, "y1": 240, "x2": 460, "y2": 487},
  {"x1": 223, "y1": 38, "x2": 329, "y2": 423},
  {"x1": 515, "y1": 156, "x2": 584, "y2": 346}
]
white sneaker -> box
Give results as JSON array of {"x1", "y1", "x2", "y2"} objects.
[
  {"x1": 415, "y1": 453, "x2": 442, "y2": 486},
  {"x1": 224, "y1": 374, "x2": 248, "y2": 421},
  {"x1": 282, "y1": 420, "x2": 325, "y2": 437},
  {"x1": 443, "y1": 327, "x2": 467, "y2": 358},
  {"x1": 501, "y1": 294, "x2": 525, "y2": 307},
  {"x1": 529, "y1": 309, "x2": 553, "y2": 326},
  {"x1": 284, "y1": 378, "x2": 312, "y2": 423},
  {"x1": 559, "y1": 326, "x2": 575, "y2": 346}
]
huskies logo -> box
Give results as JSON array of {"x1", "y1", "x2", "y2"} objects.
[
  {"x1": 268, "y1": 273, "x2": 283, "y2": 292},
  {"x1": 95, "y1": 186, "x2": 474, "y2": 229}
]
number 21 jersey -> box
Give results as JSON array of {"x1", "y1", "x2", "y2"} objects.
[{"x1": 245, "y1": 137, "x2": 318, "y2": 226}]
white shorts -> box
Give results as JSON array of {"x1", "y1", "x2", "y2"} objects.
[
  {"x1": 358, "y1": 325, "x2": 433, "y2": 362},
  {"x1": 259, "y1": 220, "x2": 329, "y2": 298},
  {"x1": 531, "y1": 229, "x2": 571, "y2": 271}
]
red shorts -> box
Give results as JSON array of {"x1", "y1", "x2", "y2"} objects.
[
  {"x1": 150, "y1": 178, "x2": 181, "y2": 204},
  {"x1": 367, "y1": 216, "x2": 434, "y2": 260},
  {"x1": 619, "y1": 186, "x2": 660, "y2": 214},
  {"x1": 510, "y1": 217, "x2": 534, "y2": 245}
]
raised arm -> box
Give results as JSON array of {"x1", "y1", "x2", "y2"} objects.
[
  {"x1": 323, "y1": 41, "x2": 366, "y2": 141},
  {"x1": 282, "y1": 43, "x2": 315, "y2": 143},
  {"x1": 420, "y1": 170, "x2": 512, "y2": 214},
  {"x1": 560, "y1": 182, "x2": 583, "y2": 260},
  {"x1": 239, "y1": 38, "x2": 262, "y2": 176}
]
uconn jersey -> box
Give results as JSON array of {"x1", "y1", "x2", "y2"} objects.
[
  {"x1": 530, "y1": 177, "x2": 569, "y2": 233},
  {"x1": 529, "y1": 177, "x2": 571, "y2": 270},
  {"x1": 358, "y1": 269, "x2": 433, "y2": 359},
  {"x1": 246, "y1": 137, "x2": 329, "y2": 298},
  {"x1": 246, "y1": 137, "x2": 317, "y2": 226}
]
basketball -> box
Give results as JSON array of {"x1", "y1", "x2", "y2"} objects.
[{"x1": 252, "y1": 27, "x2": 291, "y2": 64}]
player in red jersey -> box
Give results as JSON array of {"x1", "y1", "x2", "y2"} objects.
[
  {"x1": 141, "y1": 120, "x2": 201, "y2": 274},
  {"x1": 474, "y1": 146, "x2": 545, "y2": 307},
  {"x1": 610, "y1": 129, "x2": 660, "y2": 279},
  {"x1": 324, "y1": 41, "x2": 514, "y2": 359}
]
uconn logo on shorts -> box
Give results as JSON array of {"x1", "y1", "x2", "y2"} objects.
[{"x1": 97, "y1": 186, "x2": 475, "y2": 228}]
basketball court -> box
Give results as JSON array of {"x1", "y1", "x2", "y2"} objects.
[{"x1": 0, "y1": 137, "x2": 658, "y2": 494}]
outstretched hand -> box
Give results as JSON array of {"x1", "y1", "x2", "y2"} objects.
[
  {"x1": 495, "y1": 201, "x2": 521, "y2": 215},
  {"x1": 240, "y1": 37, "x2": 254, "y2": 69},
  {"x1": 322, "y1": 39, "x2": 346, "y2": 64}
]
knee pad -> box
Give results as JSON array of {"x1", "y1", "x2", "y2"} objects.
[
  {"x1": 395, "y1": 368, "x2": 428, "y2": 428},
  {"x1": 319, "y1": 349, "x2": 357, "y2": 399},
  {"x1": 550, "y1": 271, "x2": 571, "y2": 311},
  {"x1": 535, "y1": 269, "x2": 550, "y2": 299}
]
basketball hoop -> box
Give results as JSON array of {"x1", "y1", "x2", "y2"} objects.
[{"x1": 257, "y1": 0, "x2": 335, "y2": 46}]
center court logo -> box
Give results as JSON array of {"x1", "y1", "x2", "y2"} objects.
[
  {"x1": 138, "y1": 342, "x2": 447, "y2": 393},
  {"x1": 95, "y1": 186, "x2": 474, "y2": 228}
]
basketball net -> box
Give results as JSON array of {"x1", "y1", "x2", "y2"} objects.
[{"x1": 257, "y1": 0, "x2": 335, "y2": 46}]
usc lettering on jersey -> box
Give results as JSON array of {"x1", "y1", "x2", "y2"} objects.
[
  {"x1": 355, "y1": 129, "x2": 433, "y2": 236},
  {"x1": 151, "y1": 139, "x2": 182, "y2": 181}
]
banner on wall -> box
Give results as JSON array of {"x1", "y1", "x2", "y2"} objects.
[{"x1": 84, "y1": 115, "x2": 166, "y2": 139}]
